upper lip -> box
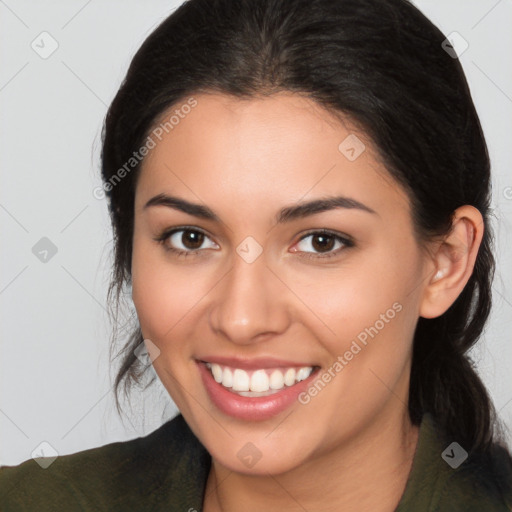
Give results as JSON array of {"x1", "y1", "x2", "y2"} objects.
[{"x1": 197, "y1": 356, "x2": 317, "y2": 370}]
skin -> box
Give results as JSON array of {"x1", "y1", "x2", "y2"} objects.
[{"x1": 131, "y1": 92, "x2": 483, "y2": 512}]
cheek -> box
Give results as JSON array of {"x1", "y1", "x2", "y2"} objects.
[
  {"x1": 131, "y1": 246, "x2": 236, "y2": 368},
  {"x1": 282, "y1": 264, "x2": 404, "y2": 345},
  {"x1": 130, "y1": 238, "x2": 208, "y2": 342},
  {"x1": 285, "y1": 240, "x2": 420, "y2": 369},
  {"x1": 130, "y1": 241, "x2": 208, "y2": 408}
]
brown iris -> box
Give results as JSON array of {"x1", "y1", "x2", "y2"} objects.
[
  {"x1": 310, "y1": 233, "x2": 335, "y2": 252},
  {"x1": 181, "y1": 229, "x2": 204, "y2": 249}
]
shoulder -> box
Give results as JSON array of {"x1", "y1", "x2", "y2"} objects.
[
  {"x1": 439, "y1": 441, "x2": 512, "y2": 511},
  {"x1": 397, "y1": 413, "x2": 512, "y2": 512},
  {"x1": 0, "y1": 414, "x2": 210, "y2": 511}
]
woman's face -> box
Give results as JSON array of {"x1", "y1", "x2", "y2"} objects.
[{"x1": 132, "y1": 92, "x2": 431, "y2": 474}]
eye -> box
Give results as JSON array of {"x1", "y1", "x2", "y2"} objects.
[
  {"x1": 291, "y1": 230, "x2": 353, "y2": 259},
  {"x1": 154, "y1": 227, "x2": 219, "y2": 256}
]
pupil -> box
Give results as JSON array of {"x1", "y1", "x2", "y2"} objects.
[
  {"x1": 183, "y1": 230, "x2": 204, "y2": 249},
  {"x1": 312, "y1": 234, "x2": 334, "y2": 252}
]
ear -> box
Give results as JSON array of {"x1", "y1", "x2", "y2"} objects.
[{"x1": 419, "y1": 205, "x2": 484, "y2": 319}]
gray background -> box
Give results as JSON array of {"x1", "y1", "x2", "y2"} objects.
[{"x1": 1, "y1": 0, "x2": 511, "y2": 465}]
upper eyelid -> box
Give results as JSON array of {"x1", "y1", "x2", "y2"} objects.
[
  {"x1": 161, "y1": 226, "x2": 218, "y2": 246},
  {"x1": 159, "y1": 226, "x2": 350, "y2": 239},
  {"x1": 297, "y1": 229, "x2": 351, "y2": 241},
  {"x1": 159, "y1": 226, "x2": 352, "y2": 251}
]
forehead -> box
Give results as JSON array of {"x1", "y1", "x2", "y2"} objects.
[{"x1": 136, "y1": 92, "x2": 410, "y2": 220}]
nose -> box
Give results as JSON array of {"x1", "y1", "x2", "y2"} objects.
[{"x1": 208, "y1": 249, "x2": 291, "y2": 345}]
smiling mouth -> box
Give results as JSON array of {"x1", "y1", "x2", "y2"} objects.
[{"x1": 202, "y1": 361, "x2": 321, "y2": 397}]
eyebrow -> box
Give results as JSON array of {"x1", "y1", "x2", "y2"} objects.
[{"x1": 143, "y1": 193, "x2": 377, "y2": 223}]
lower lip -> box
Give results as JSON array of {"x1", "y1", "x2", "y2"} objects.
[{"x1": 197, "y1": 361, "x2": 319, "y2": 421}]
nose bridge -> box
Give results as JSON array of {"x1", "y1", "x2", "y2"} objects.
[{"x1": 209, "y1": 246, "x2": 290, "y2": 344}]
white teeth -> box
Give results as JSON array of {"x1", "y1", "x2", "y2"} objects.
[
  {"x1": 221, "y1": 367, "x2": 233, "y2": 388},
  {"x1": 232, "y1": 369, "x2": 250, "y2": 391},
  {"x1": 238, "y1": 389, "x2": 281, "y2": 397},
  {"x1": 211, "y1": 363, "x2": 223, "y2": 383},
  {"x1": 284, "y1": 368, "x2": 296, "y2": 386},
  {"x1": 250, "y1": 370, "x2": 270, "y2": 392},
  {"x1": 206, "y1": 363, "x2": 315, "y2": 394},
  {"x1": 269, "y1": 369, "x2": 285, "y2": 390},
  {"x1": 296, "y1": 367, "x2": 313, "y2": 382}
]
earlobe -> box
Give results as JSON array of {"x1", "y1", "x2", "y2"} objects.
[{"x1": 419, "y1": 205, "x2": 483, "y2": 319}]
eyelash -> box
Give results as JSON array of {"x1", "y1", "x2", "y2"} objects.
[{"x1": 153, "y1": 226, "x2": 354, "y2": 260}]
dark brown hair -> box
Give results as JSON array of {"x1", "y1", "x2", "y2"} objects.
[{"x1": 101, "y1": 0, "x2": 505, "y2": 457}]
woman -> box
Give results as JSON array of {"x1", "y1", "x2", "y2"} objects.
[{"x1": 1, "y1": 0, "x2": 511, "y2": 510}]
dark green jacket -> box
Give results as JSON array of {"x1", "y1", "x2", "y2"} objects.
[{"x1": 1, "y1": 413, "x2": 511, "y2": 511}]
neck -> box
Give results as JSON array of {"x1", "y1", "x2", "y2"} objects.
[{"x1": 203, "y1": 406, "x2": 420, "y2": 512}]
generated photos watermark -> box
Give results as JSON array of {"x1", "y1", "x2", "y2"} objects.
[
  {"x1": 93, "y1": 97, "x2": 198, "y2": 200},
  {"x1": 298, "y1": 301, "x2": 403, "y2": 404}
]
